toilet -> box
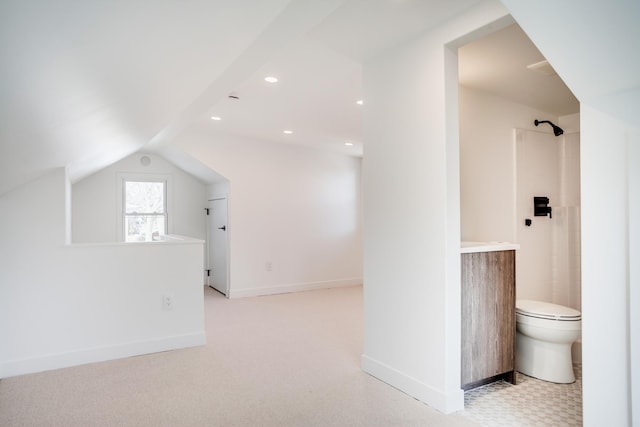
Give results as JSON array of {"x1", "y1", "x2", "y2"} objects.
[{"x1": 515, "y1": 299, "x2": 581, "y2": 383}]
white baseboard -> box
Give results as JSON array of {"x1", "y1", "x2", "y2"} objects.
[
  {"x1": 361, "y1": 354, "x2": 464, "y2": 414},
  {"x1": 0, "y1": 331, "x2": 206, "y2": 379},
  {"x1": 228, "y1": 277, "x2": 362, "y2": 298}
]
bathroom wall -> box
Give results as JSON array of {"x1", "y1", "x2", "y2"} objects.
[
  {"x1": 513, "y1": 128, "x2": 581, "y2": 310},
  {"x1": 514, "y1": 129, "x2": 559, "y2": 303},
  {"x1": 459, "y1": 86, "x2": 560, "y2": 243},
  {"x1": 553, "y1": 131, "x2": 581, "y2": 310},
  {"x1": 459, "y1": 86, "x2": 580, "y2": 309}
]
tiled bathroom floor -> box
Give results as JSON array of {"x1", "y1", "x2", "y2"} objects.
[{"x1": 461, "y1": 366, "x2": 582, "y2": 426}]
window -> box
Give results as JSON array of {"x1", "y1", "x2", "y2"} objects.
[{"x1": 123, "y1": 180, "x2": 167, "y2": 242}]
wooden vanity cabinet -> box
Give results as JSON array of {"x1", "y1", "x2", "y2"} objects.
[{"x1": 461, "y1": 250, "x2": 516, "y2": 390}]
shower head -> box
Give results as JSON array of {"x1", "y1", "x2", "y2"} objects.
[{"x1": 534, "y1": 119, "x2": 564, "y2": 136}]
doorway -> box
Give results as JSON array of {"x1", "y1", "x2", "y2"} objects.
[
  {"x1": 457, "y1": 20, "x2": 582, "y2": 419},
  {"x1": 207, "y1": 196, "x2": 229, "y2": 296}
]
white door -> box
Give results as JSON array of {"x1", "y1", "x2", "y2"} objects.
[{"x1": 207, "y1": 197, "x2": 228, "y2": 295}]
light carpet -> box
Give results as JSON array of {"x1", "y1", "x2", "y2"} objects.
[{"x1": 0, "y1": 285, "x2": 478, "y2": 427}]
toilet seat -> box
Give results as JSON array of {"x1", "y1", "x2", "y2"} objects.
[{"x1": 516, "y1": 299, "x2": 581, "y2": 321}]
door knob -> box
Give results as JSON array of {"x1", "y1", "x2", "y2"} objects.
[{"x1": 218, "y1": 225, "x2": 226, "y2": 231}]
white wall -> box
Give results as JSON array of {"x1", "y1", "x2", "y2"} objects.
[
  {"x1": 554, "y1": 131, "x2": 581, "y2": 310},
  {"x1": 208, "y1": 181, "x2": 230, "y2": 198},
  {"x1": 581, "y1": 105, "x2": 636, "y2": 426},
  {"x1": 72, "y1": 153, "x2": 208, "y2": 243},
  {"x1": 174, "y1": 130, "x2": 363, "y2": 298},
  {"x1": 514, "y1": 129, "x2": 560, "y2": 303},
  {"x1": 630, "y1": 127, "x2": 640, "y2": 427},
  {"x1": 459, "y1": 86, "x2": 561, "y2": 242},
  {"x1": 0, "y1": 169, "x2": 205, "y2": 378},
  {"x1": 361, "y1": 1, "x2": 511, "y2": 413}
]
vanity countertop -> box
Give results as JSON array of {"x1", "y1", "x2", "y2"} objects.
[{"x1": 461, "y1": 241, "x2": 520, "y2": 254}]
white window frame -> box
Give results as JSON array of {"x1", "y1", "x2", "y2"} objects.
[{"x1": 117, "y1": 173, "x2": 172, "y2": 242}]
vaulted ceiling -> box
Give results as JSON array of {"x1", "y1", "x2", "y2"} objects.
[
  {"x1": 1, "y1": 0, "x2": 489, "y2": 195},
  {"x1": 1, "y1": 0, "x2": 637, "y2": 196}
]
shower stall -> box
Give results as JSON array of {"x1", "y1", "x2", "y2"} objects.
[{"x1": 514, "y1": 128, "x2": 582, "y2": 313}]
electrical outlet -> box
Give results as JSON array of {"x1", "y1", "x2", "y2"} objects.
[
  {"x1": 162, "y1": 294, "x2": 174, "y2": 311},
  {"x1": 265, "y1": 261, "x2": 273, "y2": 272}
]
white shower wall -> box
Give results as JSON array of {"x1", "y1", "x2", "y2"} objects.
[
  {"x1": 515, "y1": 129, "x2": 581, "y2": 310},
  {"x1": 514, "y1": 129, "x2": 559, "y2": 303},
  {"x1": 552, "y1": 133, "x2": 581, "y2": 310}
]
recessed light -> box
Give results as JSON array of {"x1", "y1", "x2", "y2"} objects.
[
  {"x1": 344, "y1": 142, "x2": 354, "y2": 146},
  {"x1": 210, "y1": 116, "x2": 222, "y2": 121},
  {"x1": 356, "y1": 99, "x2": 363, "y2": 105},
  {"x1": 283, "y1": 130, "x2": 293, "y2": 134},
  {"x1": 265, "y1": 76, "x2": 278, "y2": 83}
]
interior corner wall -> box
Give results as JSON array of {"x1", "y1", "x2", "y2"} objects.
[
  {"x1": 580, "y1": 104, "x2": 634, "y2": 426},
  {"x1": 174, "y1": 132, "x2": 363, "y2": 297},
  {"x1": 72, "y1": 153, "x2": 207, "y2": 243},
  {"x1": 361, "y1": 1, "x2": 509, "y2": 414}
]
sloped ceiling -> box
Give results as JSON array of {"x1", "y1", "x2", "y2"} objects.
[
  {"x1": 0, "y1": 0, "x2": 487, "y2": 195},
  {"x1": 459, "y1": 23, "x2": 579, "y2": 116},
  {"x1": 1, "y1": 0, "x2": 636, "y2": 196},
  {"x1": 0, "y1": 0, "x2": 293, "y2": 194},
  {"x1": 501, "y1": 0, "x2": 640, "y2": 126}
]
